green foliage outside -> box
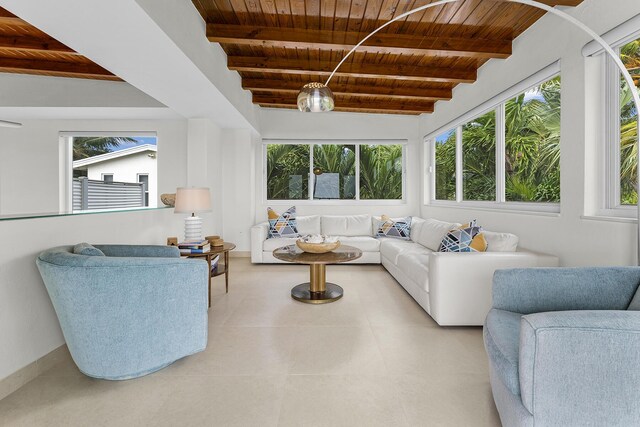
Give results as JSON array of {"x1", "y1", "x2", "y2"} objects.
[
  {"x1": 435, "y1": 76, "x2": 561, "y2": 203},
  {"x1": 72, "y1": 137, "x2": 136, "y2": 161},
  {"x1": 266, "y1": 144, "x2": 403, "y2": 200},
  {"x1": 360, "y1": 144, "x2": 403, "y2": 199},
  {"x1": 620, "y1": 38, "x2": 640, "y2": 205}
]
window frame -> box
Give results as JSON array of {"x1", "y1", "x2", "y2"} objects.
[
  {"x1": 60, "y1": 131, "x2": 158, "y2": 214},
  {"x1": 425, "y1": 63, "x2": 562, "y2": 214},
  {"x1": 263, "y1": 139, "x2": 407, "y2": 205},
  {"x1": 601, "y1": 30, "x2": 640, "y2": 218}
]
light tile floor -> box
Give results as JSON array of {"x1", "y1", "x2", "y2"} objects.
[{"x1": 0, "y1": 259, "x2": 500, "y2": 426}]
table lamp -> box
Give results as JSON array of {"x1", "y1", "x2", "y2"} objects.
[{"x1": 174, "y1": 187, "x2": 212, "y2": 242}]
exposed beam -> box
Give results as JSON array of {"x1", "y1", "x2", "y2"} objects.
[
  {"x1": 0, "y1": 8, "x2": 30, "y2": 27},
  {"x1": 252, "y1": 94, "x2": 434, "y2": 114},
  {"x1": 228, "y1": 56, "x2": 476, "y2": 83},
  {"x1": 0, "y1": 34, "x2": 77, "y2": 55},
  {"x1": 242, "y1": 79, "x2": 452, "y2": 101},
  {"x1": 208, "y1": 24, "x2": 512, "y2": 59},
  {"x1": 0, "y1": 57, "x2": 117, "y2": 80}
]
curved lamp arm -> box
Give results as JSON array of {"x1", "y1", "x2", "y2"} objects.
[{"x1": 321, "y1": 0, "x2": 640, "y2": 264}]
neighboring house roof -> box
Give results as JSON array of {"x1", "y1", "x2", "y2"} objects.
[{"x1": 73, "y1": 144, "x2": 157, "y2": 169}]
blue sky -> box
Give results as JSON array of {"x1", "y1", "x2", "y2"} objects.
[{"x1": 111, "y1": 136, "x2": 157, "y2": 152}]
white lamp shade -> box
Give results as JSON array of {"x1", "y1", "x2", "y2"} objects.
[{"x1": 174, "y1": 187, "x2": 212, "y2": 213}]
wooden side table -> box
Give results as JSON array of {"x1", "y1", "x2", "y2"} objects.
[{"x1": 182, "y1": 242, "x2": 236, "y2": 307}]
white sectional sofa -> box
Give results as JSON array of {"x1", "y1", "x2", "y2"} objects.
[{"x1": 251, "y1": 214, "x2": 558, "y2": 326}]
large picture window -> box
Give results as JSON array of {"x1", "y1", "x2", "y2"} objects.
[
  {"x1": 66, "y1": 134, "x2": 158, "y2": 212},
  {"x1": 266, "y1": 142, "x2": 404, "y2": 201},
  {"x1": 429, "y1": 74, "x2": 561, "y2": 209}
]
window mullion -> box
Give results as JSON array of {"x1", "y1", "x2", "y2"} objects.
[
  {"x1": 607, "y1": 50, "x2": 623, "y2": 208},
  {"x1": 455, "y1": 126, "x2": 463, "y2": 202},
  {"x1": 496, "y1": 104, "x2": 506, "y2": 203}
]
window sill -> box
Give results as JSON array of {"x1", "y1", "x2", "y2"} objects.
[
  {"x1": 581, "y1": 215, "x2": 637, "y2": 224},
  {"x1": 425, "y1": 201, "x2": 560, "y2": 217}
]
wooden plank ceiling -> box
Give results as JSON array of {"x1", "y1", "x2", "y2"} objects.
[
  {"x1": 194, "y1": 0, "x2": 583, "y2": 115},
  {"x1": 0, "y1": 7, "x2": 117, "y2": 81}
]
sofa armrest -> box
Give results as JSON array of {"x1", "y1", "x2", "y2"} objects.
[
  {"x1": 493, "y1": 267, "x2": 640, "y2": 314},
  {"x1": 428, "y1": 251, "x2": 558, "y2": 326},
  {"x1": 94, "y1": 244, "x2": 179, "y2": 258},
  {"x1": 518, "y1": 310, "x2": 640, "y2": 425},
  {"x1": 251, "y1": 222, "x2": 269, "y2": 263}
]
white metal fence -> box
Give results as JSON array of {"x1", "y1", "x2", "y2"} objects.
[{"x1": 72, "y1": 177, "x2": 146, "y2": 211}]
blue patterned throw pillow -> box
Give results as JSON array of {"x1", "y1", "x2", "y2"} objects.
[
  {"x1": 376, "y1": 216, "x2": 412, "y2": 240},
  {"x1": 438, "y1": 220, "x2": 487, "y2": 253},
  {"x1": 267, "y1": 206, "x2": 300, "y2": 239}
]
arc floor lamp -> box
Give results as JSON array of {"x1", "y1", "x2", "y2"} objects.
[{"x1": 297, "y1": 0, "x2": 640, "y2": 263}]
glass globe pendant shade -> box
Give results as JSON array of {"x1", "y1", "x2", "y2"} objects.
[{"x1": 297, "y1": 83, "x2": 335, "y2": 112}]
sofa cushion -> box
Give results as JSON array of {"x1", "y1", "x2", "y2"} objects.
[
  {"x1": 396, "y1": 251, "x2": 430, "y2": 292},
  {"x1": 322, "y1": 215, "x2": 372, "y2": 236},
  {"x1": 375, "y1": 216, "x2": 411, "y2": 240},
  {"x1": 337, "y1": 236, "x2": 380, "y2": 252},
  {"x1": 263, "y1": 237, "x2": 297, "y2": 252},
  {"x1": 484, "y1": 309, "x2": 522, "y2": 397},
  {"x1": 380, "y1": 239, "x2": 426, "y2": 264},
  {"x1": 297, "y1": 215, "x2": 321, "y2": 235},
  {"x1": 73, "y1": 243, "x2": 105, "y2": 257},
  {"x1": 410, "y1": 217, "x2": 425, "y2": 242},
  {"x1": 484, "y1": 230, "x2": 519, "y2": 252},
  {"x1": 267, "y1": 206, "x2": 300, "y2": 239},
  {"x1": 417, "y1": 218, "x2": 461, "y2": 251}
]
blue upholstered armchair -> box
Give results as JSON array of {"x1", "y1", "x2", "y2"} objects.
[
  {"x1": 36, "y1": 244, "x2": 209, "y2": 380},
  {"x1": 484, "y1": 267, "x2": 640, "y2": 427}
]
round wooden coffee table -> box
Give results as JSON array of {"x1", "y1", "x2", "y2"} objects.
[{"x1": 272, "y1": 244, "x2": 362, "y2": 304}]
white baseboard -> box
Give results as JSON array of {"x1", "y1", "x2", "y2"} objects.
[{"x1": 0, "y1": 345, "x2": 69, "y2": 401}]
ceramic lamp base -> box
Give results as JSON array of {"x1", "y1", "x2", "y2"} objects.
[{"x1": 184, "y1": 215, "x2": 203, "y2": 242}]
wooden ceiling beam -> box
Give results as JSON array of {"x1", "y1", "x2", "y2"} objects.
[
  {"x1": 208, "y1": 24, "x2": 512, "y2": 59},
  {"x1": 252, "y1": 94, "x2": 435, "y2": 114},
  {"x1": 0, "y1": 34, "x2": 78, "y2": 55},
  {"x1": 258, "y1": 103, "x2": 423, "y2": 115},
  {"x1": 243, "y1": 79, "x2": 452, "y2": 101},
  {"x1": 228, "y1": 56, "x2": 476, "y2": 83},
  {"x1": 0, "y1": 57, "x2": 116, "y2": 79}
]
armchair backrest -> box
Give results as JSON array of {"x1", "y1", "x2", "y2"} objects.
[{"x1": 493, "y1": 267, "x2": 640, "y2": 314}]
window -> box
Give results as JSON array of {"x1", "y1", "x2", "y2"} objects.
[
  {"x1": 434, "y1": 130, "x2": 456, "y2": 201},
  {"x1": 617, "y1": 37, "x2": 639, "y2": 206},
  {"x1": 64, "y1": 134, "x2": 158, "y2": 212},
  {"x1": 505, "y1": 77, "x2": 561, "y2": 203},
  {"x1": 266, "y1": 142, "x2": 404, "y2": 201},
  {"x1": 463, "y1": 110, "x2": 496, "y2": 201},
  {"x1": 429, "y1": 74, "x2": 561, "y2": 209}
]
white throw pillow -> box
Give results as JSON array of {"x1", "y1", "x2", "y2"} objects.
[
  {"x1": 410, "y1": 217, "x2": 425, "y2": 242},
  {"x1": 321, "y1": 215, "x2": 372, "y2": 236},
  {"x1": 296, "y1": 215, "x2": 321, "y2": 235},
  {"x1": 417, "y1": 218, "x2": 461, "y2": 251},
  {"x1": 483, "y1": 230, "x2": 519, "y2": 252}
]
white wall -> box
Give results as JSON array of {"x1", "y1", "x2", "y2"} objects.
[
  {"x1": 419, "y1": 0, "x2": 640, "y2": 267},
  {"x1": 256, "y1": 108, "x2": 422, "y2": 221},
  {"x1": 0, "y1": 118, "x2": 200, "y2": 381}
]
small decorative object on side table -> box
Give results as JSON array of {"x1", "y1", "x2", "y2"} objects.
[{"x1": 176, "y1": 241, "x2": 236, "y2": 308}]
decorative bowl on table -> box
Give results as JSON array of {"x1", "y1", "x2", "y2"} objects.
[{"x1": 296, "y1": 235, "x2": 341, "y2": 253}]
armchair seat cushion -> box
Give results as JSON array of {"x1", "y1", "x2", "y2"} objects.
[{"x1": 484, "y1": 309, "x2": 522, "y2": 397}]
